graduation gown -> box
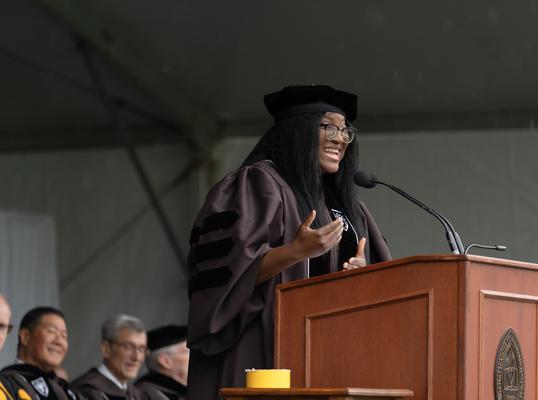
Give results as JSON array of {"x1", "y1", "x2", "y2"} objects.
[
  {"x1": 135, "y1": 372, "x2": 186, "y2": 400},
  {"x1": 71, "y1": 369, "x2": 141, "y2": 400},
  {"x1": 187, "y1": 160, "x2": 390, "y2": 400},
  {"x1": 0, "y1": 376, "x2": 25, "y2": 400},
  {"x1": 0, "y1": 364, "x2": 78, "y2": 400}
]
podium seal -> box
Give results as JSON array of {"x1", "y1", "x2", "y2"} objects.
[{"x1": 494, "y1": 328, "x2": 525, "y2": 400}]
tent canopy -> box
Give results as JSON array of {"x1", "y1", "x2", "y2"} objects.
[{"x1": 2, "y1": 0, "x2": 538, "y2": 152}]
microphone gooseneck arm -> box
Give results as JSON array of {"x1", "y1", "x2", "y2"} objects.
[
  {"x1": 371, "y1": 178, "x2": 465, "y2": 255},
  {"x1": 464, "y1": 243, "x2": 507, "y2": 255}
]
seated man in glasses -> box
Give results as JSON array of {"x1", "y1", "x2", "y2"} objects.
[
  {"x1": 0, "y1": 294, "x2": 12, "y2": 353},
  {"x1": 0, "y1": 306, "x2": 79, "y2": 400},
  {"x1": 72, "y1": 314, "x2": 146, "y2": 400},
  {"x1": 135, "y1": 325, "x2": 189, "y2": 400},
  {"x1": 0, "y1": 293, "x2": 16, "y2": 400}
]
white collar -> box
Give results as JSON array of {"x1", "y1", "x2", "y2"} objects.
[{"x1": 97, "y1": 363, "x2": 128, "y2": 390}]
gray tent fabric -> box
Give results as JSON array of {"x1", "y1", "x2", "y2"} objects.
[{"x1": 0, "y1": 210, "x2": 59, "y2": 367}]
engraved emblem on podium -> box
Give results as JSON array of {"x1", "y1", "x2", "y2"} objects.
[{"x1": 494, "y1": 328, "x2": 525, "y2": 400}]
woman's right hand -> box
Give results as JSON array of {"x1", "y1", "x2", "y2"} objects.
[
  {"x1": 290, "y1": 210, "x2": 343, "y2": 259},
  {"x1": 256, "y1": 210, "x2": 343, "y2": 284}
]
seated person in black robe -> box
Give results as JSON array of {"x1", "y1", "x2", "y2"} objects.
[
  {"x1": 135, "y1": 325, "x2": 188, "y2": 400},
  {"x1": 0, "y1": 307, "x2": 78, "y2": 400},
  {"x1": 71, "y1": 314, "x2": 146, "y2": 400}
]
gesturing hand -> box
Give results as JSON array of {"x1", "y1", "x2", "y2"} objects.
[
  {"x1": 342, "y1": 237, "x2": 367, "y2": 270},
  {"x1": 290, "y1": 210, "x2": 343, "y2": 260}
]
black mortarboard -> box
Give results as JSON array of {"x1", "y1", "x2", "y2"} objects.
[
  {"x1": 147, "y1": 324, "x2": 188, "y2": 351},
  {"x1": 264, "y1": 84, "x2": 358, "y2": 122}
]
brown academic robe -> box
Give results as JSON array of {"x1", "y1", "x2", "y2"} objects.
[
  {"x1": 71, "y1": 368, "x2": 141, "y2": 400},
  {"x1": 187, "y1": 160, "x2": 390, "y2": 400},
  {"x1": 135, "y1": 372, "x2": 186, "y2": 400}
]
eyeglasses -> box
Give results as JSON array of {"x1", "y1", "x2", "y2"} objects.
[
  {"x1": 40, "y1": 323, "x2": 68, "y2": 340},
  {"x1": 109, "y1": 340, "x2": 148, "y2": 355},
  {"x1": 0, "y1": 323, "x2": 13, "y2": 335},
  {"x1": 319, "y1": 123, "x2": 357, "y2": 143}
]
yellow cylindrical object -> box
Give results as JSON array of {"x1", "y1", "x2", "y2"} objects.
[{"x1": 245, "y1": 369, "x2": 291, "y2": 388}]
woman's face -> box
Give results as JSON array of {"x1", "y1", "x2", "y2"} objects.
[{"x1": 319, "y1": 112, "x2": 349, "y2": 174}]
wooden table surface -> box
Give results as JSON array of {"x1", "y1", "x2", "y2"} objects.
[{"x1": 219, "y1": 387, "x2": 414, "y2": 399}]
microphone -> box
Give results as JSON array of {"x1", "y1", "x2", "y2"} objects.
[
  {"x1": 464, "y1": 243, "x2": 507, "y2": 254},
  {"x1": 354, "y1": 171, "x2": 465, "y2": 255}
]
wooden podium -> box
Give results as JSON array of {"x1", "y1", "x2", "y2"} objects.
[{"x1": 274, "y1": 254, "x2": 538, "y2": 399}]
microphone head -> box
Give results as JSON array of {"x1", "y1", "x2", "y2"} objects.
[{"x1": 353, "y1": 171, "x2": 377, "y2": 188}]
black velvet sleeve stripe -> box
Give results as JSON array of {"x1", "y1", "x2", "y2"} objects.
[
  {"x1": 190, "y1": 210, "x2": 239, "y2": 245},
  {"x1": 200, "y1": 210, "x2": 239, "y2": 234},
  {"x1": 190, "y1": 237, "x2": 235, "y2": 264},
  {"x1": 189, "y1": 266, "x2": 231, "y2": 297},
  {"x1": 190, "y1": 226, "x2": 201, "y2": 244}
]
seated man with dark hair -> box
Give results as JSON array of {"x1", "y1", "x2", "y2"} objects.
[
  {"x1": 0, "y1": 306, "x2": 78, "y2": 400},
  {"x1": 135, "y1": 325, "x2": 188, "y2": 400},
  {"x1": 72, "y1": 314, "x2": 146, "y2": 400}
]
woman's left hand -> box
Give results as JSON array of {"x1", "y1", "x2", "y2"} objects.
[{"x1": 342, "y1": 237, "x2": 367, "y2": 270}]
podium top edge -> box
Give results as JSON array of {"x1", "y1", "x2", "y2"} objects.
[{"x1": 276, "y1": 254, "x2": 538, "y2": 291}]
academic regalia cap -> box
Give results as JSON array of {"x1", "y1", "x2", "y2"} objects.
[
  {"x1": 264, "y1": 84, "x2": 358, "y2": 122},
  {"x1": 147, "y1": 324, "x2": 188, "y2": 351}
]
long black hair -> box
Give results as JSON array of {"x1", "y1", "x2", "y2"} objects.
[{"x1": 243, "y1": 112, "x2": 362, "y2": 231}]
